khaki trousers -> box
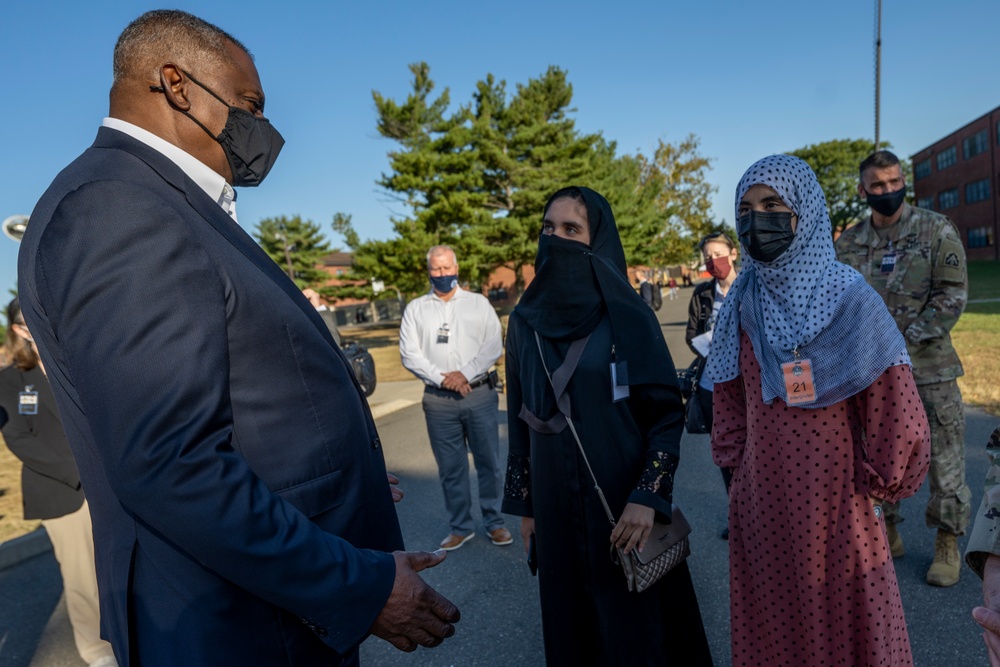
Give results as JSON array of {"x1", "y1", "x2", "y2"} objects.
[
  {"x1": 883, "y1": 379, "x2": 972, "y2": 535},
  {"x1": 42, "y1": 500, "x2": 116, "y2": 664}
]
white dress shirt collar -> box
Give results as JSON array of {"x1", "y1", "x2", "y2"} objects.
[
  {"x1": 429, "y1": 286, "x2": 468, "y2": 303},
  {"x1": 102, "y1": 117, "x2": 238, "y2": 221}
]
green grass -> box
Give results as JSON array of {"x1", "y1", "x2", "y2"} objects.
[
  {"x1": 968, "y1": 260, "x2": 1000, "y2": 301},
  {"x1": 959, "y1": 264, "x2": 1000, "y2": 412}
]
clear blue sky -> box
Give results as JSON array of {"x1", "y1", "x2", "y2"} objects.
[{"x1": 2, "y1": 0, "x2": 999, "y2": 295}]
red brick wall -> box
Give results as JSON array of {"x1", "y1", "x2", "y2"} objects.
[{"x1": 911, "y1": 107, "x2": 1000, "y2": 261}]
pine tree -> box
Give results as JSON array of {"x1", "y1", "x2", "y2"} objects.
[
  {"x1": 253, "y1": 215, "x2": 332, "y2": 288},
  {"x1": 334, "y1": 63, "x2": 718, "y2": 298}
]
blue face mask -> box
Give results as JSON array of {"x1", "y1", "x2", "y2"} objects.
[{"x1": 430, "y1": 274, "x2": 458, "y2": 294}]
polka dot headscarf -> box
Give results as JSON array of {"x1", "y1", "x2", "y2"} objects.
[{"x1": 705, "y1": 154, "x2": 909, "y2": 408}]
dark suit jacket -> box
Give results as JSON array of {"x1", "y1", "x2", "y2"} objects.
[
  {"x1": 18, "y1": 127, "x2": 404, "y2": 666},
  {"x1": 0, "y1": 365, "x2": 84, "y2": 520}
]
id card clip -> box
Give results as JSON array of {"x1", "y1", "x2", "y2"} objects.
[
  {"x1": 781, "y1": 348, "x2": 816, "y2": 406},
  {"x1": 19, "y1": 385, "x2": 39, "y2": 415},
  {"x1": 610, "y1": 345, "x2": 630, "y2": 402},
  {"x1": 880, "y1": 240, "x2": 896, "y2": 275}
]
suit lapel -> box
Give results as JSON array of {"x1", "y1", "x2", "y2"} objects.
[{"x1": 94, "y1": 128, "x2": 337, "y2": 348}]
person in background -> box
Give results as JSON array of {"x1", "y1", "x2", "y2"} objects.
[
  {"x1": 503, "y1": 186, "x2": 712, "y2": 666},
  {"x1": 0, "y1": 298, "x2": 117, "y2": 667},
  {"x1": 667, "y1": 276, "x2": 678, "y2": 300},
  {"x1": 636, "y1": 269, "x2": 655, "y2": 309},
  {"x1": 685, "y1": 231, "x2": 739, "y2": 537},
  {"x1": 399, "y1": 245, "x2": 510, "y2": 551},
  {"x1": 708, "y1": 154, "x2": 929, "y2": 665},
  {"x1": 967, "y1": 424, "x2": 1000, "y2": 665},
  {"x1": 836, "y1": 149, "x2": 969, "y2": 587},
  {"x1": 303, "y1": 287, "x2": 343, "y2": 346}
]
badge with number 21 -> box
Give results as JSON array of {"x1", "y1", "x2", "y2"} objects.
[{"x1": 781, "y1": 359, "x2": 816, "y2": 406}]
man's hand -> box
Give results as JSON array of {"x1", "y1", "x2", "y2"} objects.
[
  {"x1": 302, "y1": 288, "x2": 323, "y2": 309},
  {"x1": 610, "y1": 503, "x2": 654, "y2": 555},
  {"x1": 975, "y1": 554, "x2": 1000, "y2": 666},
  {"x1": 387, "y1": 473, "x2": 404, "y2": 503},
  {"x1": 370, "y1": 551, "x2": 460, "y2": 652},
  {"x1": 439, "y1": 371, "x2": 469, "y2": 393}
]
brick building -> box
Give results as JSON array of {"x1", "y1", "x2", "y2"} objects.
[{"x1": 911, "y1": 105, "x2": 1000, "y2": 261}]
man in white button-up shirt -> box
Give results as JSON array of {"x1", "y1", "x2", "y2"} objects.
[{"x1": 399, "y1": 245, "x2": 511, "y2": 551}]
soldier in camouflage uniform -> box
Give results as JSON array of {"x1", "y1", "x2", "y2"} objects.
[
  {"x1": 836, "y1": 150, "x2": 970, "y2": 587},
  {"x1": 965, "y1": 424, "x2": 1000, "y2": 660}
]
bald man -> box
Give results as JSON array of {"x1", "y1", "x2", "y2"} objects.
[{"x1": 18, "y1": 10, "x2": 458, "y2": 666}]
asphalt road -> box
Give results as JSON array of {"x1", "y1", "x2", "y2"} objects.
[{"x1": 1, "y1": 285, "x2": 994, "y2": 666}]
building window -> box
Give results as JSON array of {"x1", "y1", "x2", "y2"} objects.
[
  {"x1": 939, "y1": 188, "x2": 959, "y2": 209},
  {"x1": 936, "y1": 146, "x2": 957, "y2": 171},
  {"x1": 914, "y1": 159, "x2": 932, "y2": 180},
  {"x1": 969, "y1": 226, "x2": 995, "y2": 248},
  {"x1": 917, "y1": 196, "x2": 934, "y2": 210},
  {"x1": 964, "y1": 129, "x2": 989, "y2": 159},
  {"x1": 966, "y1": 178, "x2": 991, "y2": 204}
]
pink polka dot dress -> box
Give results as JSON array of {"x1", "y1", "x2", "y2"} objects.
[{"x1": 712, "y1": 332, "x2": 930, "y2": 666}]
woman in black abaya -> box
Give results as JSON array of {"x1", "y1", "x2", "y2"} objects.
[{"x1": 502, "y1": 187, "x2": 712, "y2": 666}]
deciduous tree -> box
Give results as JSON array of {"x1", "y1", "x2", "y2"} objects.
[{"x1": 789, "y1": 139, "x2": 909, "y2": 235}]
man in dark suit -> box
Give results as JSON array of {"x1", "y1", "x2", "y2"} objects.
[{"x1": 17, "y1": 10, "x2": 458, "y2": 666}]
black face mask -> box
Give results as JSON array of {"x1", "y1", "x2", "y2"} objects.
[
  {"x1": 738, "y1": 210, "x2": 795, "y2": 263},
  {"x1": 178, "y1": 70, "x2": 285, "y2": 187},
  {"x1": 864, "y1": 187, "x2": 906, "y2": 218}
]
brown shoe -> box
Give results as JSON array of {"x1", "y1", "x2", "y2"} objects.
[
  {"x1": 926, "y1": 530, "x2": 960, "y2": 587},
  {"x1": 489, "y1": 527, "x2": 513, "y2": 546},
  {"x1": 439, "y1": 533, "x2": 475, "y2": 551},
  {"x1": 886, "y1": 522, "x2": 905, "y2": 558}
]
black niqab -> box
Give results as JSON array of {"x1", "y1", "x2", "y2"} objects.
[{"x1": 515, "y1": 187, "x2": 677, "y2": 388}]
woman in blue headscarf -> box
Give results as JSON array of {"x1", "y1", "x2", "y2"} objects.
[
  {"x1": 706, "y1": 155, "x2": 930, "y2": 666},
  {"x1": 502, "y1": 187, "x2": 712, "y2": 666}
]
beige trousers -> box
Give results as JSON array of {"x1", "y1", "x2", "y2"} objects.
[{"x1": 42, "y1": 500, "x2": 116, "y2": 664}]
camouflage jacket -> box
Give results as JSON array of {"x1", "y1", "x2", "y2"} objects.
[
  {"x1": 966, "y1": 425, "x2": 1000, "y2": 578},
  {"x1": 835, "y1": 203, "x2": 967, "y2": 384}
]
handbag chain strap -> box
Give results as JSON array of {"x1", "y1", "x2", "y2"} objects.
[{"x1": 534, "y1": 331, "x2": 617, "y2": 528}]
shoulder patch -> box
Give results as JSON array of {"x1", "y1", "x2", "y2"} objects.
[{"x1": 945, "y1": 252, "x2": 960, "y2": 267}]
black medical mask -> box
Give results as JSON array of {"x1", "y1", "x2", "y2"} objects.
[
  {"x1": 430, "y1": 274, "x2": 458, "y2": 294},
  {"x1": 177, "y1": 70, "x2": 285, "y2": 187},
  {"x1": 738, "y1": 210, "x2": 795, "y2": 263},
  {"x1": 864, "y1": 187, "x2": 906, "y2": 218}
]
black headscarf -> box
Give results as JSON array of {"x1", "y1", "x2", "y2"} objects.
[{"x1": 515, "y1": 187, "x2": 678, "y2": 388}]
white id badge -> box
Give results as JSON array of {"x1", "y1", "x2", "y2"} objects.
[
  {"x1": 19, "y1": 389, "x2": 39, "y2": 415},
  {"x1": 610, "y1": 361, "x2": 630, "y2": 402}
]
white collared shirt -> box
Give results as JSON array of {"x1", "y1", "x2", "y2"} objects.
[
  {"x1": 399, "y1": 287, "x2": 503, "y2": 387},
  {"x1": 102, "y1": 117, "x2": 238, "y2": 221}
]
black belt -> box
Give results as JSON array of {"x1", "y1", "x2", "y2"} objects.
[
  {"x1": 467, "y1": 374, "x2": 492, "y2": 389},
  {"x1": 426, "y1": 374, "x2": 492, "y2": 395}
]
